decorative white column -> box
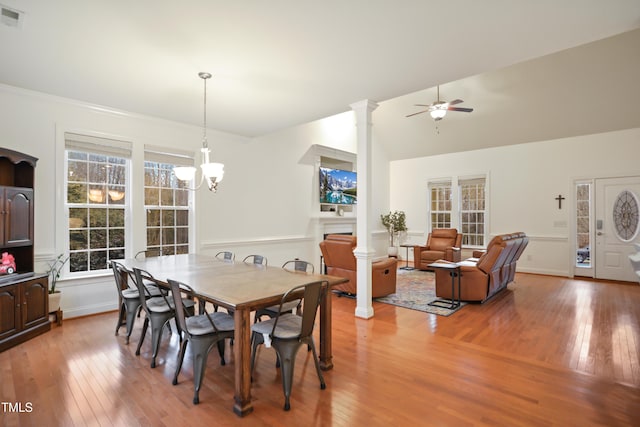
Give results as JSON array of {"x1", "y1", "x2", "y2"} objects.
[{"x1": 350, "y1": 99, "x2": 378, "y2": 319}]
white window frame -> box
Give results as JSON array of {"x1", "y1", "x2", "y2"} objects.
[
  {"x1": 62, "y1": 132, "x2": 133, "y2": 277},
  {"x1": 143, "y1": 145, "x2": 194, "y2": 256},
  {"x1": 459, "y1": 177, "x2": 486, "y2": 248},
  {"x1": 428, "y1": 174, "x2": 488, "y2": 248},
  {"x1": 428, "y1": 180, "x2": 453, "y2": 230}
]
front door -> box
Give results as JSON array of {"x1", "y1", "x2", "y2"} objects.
[{"x1": 594, "y1": 176, "x2": 640, "y2": 282}]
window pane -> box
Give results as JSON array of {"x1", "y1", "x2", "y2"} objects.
[
  {"x1": 147, "y1": 209, "x2": 160, "y2": 227},
  {"x1": 69, "y1": 208, "x2": 87, "y2": 228},
  {"x1": 109, "y1": 228, "x2": 125, "y2": 247},
  {"x1": 90, "y1": 250, "x2": 107, "y2": 270},
  {"x1": 109, "y1": 209, "x2": 125, "y2": 227},
  {"x1": 69, "y1": 230, "x2": 88, "y2": 250},
  {"x1": 147, "y1": 228, "x2": 160, "y2": 246},
  {"x1": 89, "y1": 208, "x2": 107, "y2": 227},
  {"x1": 176, "y1": 210, "x2": 188, "y2": 226},
  {"x1": 162, "y1": 210, "x2": 175, "y2": 227},
  {"x1": 459, "y1": 181, "x2": 486, "y2": 247},
  {"x1": 144, "y1": 158, "x2": 191, "y2": 256},
  {"x1": 68, "y1": 183, "x2": 87, "y2": 203},
  {"x1": 70, "y1": 252, "x2": 88, "y2": 272},
  {"x1": 66, "y1": 148, "x2": 128, "y2": 274}
]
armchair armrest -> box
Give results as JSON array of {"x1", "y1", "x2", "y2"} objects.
[{"x1": 446, "y1": 246, "x2": 462, "y2": 262}]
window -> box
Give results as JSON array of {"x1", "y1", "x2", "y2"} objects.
[
  {"x1": 144, "y1": 146, "x2": 193, "y2": 256},
  {"x1": 65, "y1": 133, "x2": 131, "y2": 273},
  {"x1": 429, "y1": 182, "x2": 452, "y2": 229},
  {"x1": 460, "y1": 178, "x2": 486, "y2": 247},
  {"x1": 428, "y1": 176, "x2": 487, "y2": 248},
  {"x1": 576, "y1": 182, "x2": 591, "y2": 266}
]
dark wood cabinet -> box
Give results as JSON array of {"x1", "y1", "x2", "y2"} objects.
[
  {"x1": 0, "y1": 274, "x2": 50, "y2": 351},
  {"x1": 0, "y1": 148, "x2": 48, "y2": 352},
  {"x1": 2, "y1": 187, "x2": 34, "y2": 247}
]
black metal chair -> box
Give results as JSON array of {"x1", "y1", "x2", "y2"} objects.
[
  {"x1": 215, "y1": 251, "x2": 235, "y2": 261},
  {"x1": 243, "y1": 254, "x2": 267, "y2": 266},
  {"x1": 253, "y1": 259, "x2": 314, "y2": 324},
  {"x1": 111, "y1": 261, "x2": 161, "y2": 344},
  {"x1": 281, "y1": 259, "x2": 314, "y2": 274},
  {"x1": 250, "y1": 280, "x2": 327, "y2": 411},
  {"x1": 168, "y1": 279, "x2": 235, "y2": 404},
  {"x1": 134, "y1": 249, "x2": 160, "y2": 260},
  {"x1": 132, "y1": 268, "x2": 195, "y2": 368}
]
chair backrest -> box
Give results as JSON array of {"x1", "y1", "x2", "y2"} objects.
[
  {"x1": 243, "y1": 254, "x2": 267, "y2": 265},
  {"x1": 282, "y1": 259, "x2": 314, "y2": 274},
  {"x1": 319, "y1": 234, "x2": 357, "y2": 270},
  {"x1": 167, "y1": 279, "x2": 191, "y2": 335},
  {"x1": 270, "y1": 280, "x2": 325, "y2": 339},
  {"x1": 111, "y1": 261, "x2": 135, "y2": 296},
  {"x1": 133, "y1": 267, "x2": 169, "y2": 312},
  {"x1": 216, "y1": 251, "x2": 235, "y2": 261},
  {"x1": 135, "y1": 249, "x2": 160, "y2": 260},
  {"x1": 426, "y1": 228, "x2": 461, "y2": 251}
]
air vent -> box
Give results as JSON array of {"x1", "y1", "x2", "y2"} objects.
[{"x1": 1, "y1": 4, "x2": 24, "y2": 28}]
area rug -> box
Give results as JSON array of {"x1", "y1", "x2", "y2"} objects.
[{"x1": 374, "y1": 269, "x2": 466, "y2": 316}]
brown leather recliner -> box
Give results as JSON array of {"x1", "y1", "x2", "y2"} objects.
[
  {"x1": 413, "y1": 228, "x2": 462, "y2": 270},
  {"x1": 434, "y1": 232, "x2": 528, "y2": 302},
  {"x1": 319, "y1": 234, "x2": 397, "y2": 297}
]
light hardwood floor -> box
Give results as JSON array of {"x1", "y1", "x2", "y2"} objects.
[{"x1": 1, "y1": 272, "x2": 639, "y2": 426}]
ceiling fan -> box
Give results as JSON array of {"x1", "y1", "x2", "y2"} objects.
[{"x1": 406, "y1": 86, "x2": 474, "y2": 121}]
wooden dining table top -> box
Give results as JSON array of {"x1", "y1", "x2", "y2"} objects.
[{"x1": 118, "y1": 253, "x2": 347, "y2": 310}]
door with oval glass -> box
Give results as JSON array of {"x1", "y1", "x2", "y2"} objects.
[{"x1": 594, "y1": 176, "x2": 640, "y2": 282}]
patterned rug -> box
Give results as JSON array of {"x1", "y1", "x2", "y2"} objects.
[{"x1": 374, "y1": 268, "x2": 466, "y2": 316}]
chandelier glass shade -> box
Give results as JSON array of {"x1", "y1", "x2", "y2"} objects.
[{"x1": 174, "y1": 72, "x2": 224, "y2": 192}]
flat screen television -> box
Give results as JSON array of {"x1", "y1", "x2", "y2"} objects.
[{"x1": 319, "y1": 166, "x2": 357, "y2": 205}]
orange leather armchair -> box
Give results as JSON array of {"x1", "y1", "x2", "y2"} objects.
[
  {"x1": 413, "y1": 228, "x2": 462, "y2": 270},
  {"x1": 319, "y1": 234, "x2": 397, "y2": 298}
]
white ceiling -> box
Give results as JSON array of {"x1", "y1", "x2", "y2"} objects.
[{"x1": 1, "y1": 1, "x2": 639, "y2": 160}]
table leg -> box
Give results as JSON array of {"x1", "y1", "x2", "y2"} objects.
[
  {"x1": 319, "y1": 284, "x2": 334, "y2": 370},
  {"x1": 233, "y1": 308, "x2": 253, "y2": 417}
]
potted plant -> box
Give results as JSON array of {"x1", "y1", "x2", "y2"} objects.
[
  {"x1": 47, "y1": 253, "x2": 69, "y2": 313},
  {"x1": 380, "y1": 211, "x2": 407, "y2": 257}
]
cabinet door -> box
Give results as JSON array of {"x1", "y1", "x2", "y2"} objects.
[
  {"x1": 21, "y1": 277, "x2": 48, "y2": 329},
  {"x1": 4, "y1": 187, "x2": 34, "y2": 246},
  {"x1": 0, "y1": 284, "x2": 21, "y2": 341},
  {"x1": 0, "y1": 189, "x2": 4, "y2": 245}
]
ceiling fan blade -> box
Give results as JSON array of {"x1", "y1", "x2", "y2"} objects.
[
  {"x1": 414, "y1": 104, "x2": 432, "y2": 107},
  {"x1": 448, "y1": 99, "x2": 463, "y2": 105},
  {"x1": 448, "y1": 106, "x2": 473, "y2": 113},
  {"x1": 406, "y1": 110, "x2": 429, "y2": 117}
]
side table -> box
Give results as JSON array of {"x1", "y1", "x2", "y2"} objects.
[
  {"x1": 399, "y1": 244, "x2": 414, "y2": 270},
  {"x1": 426, "y1": 262, "x2": 461, "y2": 310}
]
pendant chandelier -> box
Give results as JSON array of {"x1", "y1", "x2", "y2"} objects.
[{"x1": 173, "y1": 72, "x2": 224, "y2": 192}]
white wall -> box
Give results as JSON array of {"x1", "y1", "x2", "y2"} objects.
[
  {"x1": 389, "y1": 127, "x2": 640, "y2": 276},
  {"x1": 0, "y1": 85, "x2": 393, "y2": 317}
]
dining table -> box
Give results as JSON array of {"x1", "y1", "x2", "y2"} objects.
[{"x1": 117, "y1": 253, "x2": 347, "y2": 417}]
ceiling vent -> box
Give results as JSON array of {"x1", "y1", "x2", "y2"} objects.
[{"x1": 1, "y1": 4, "x2": 24, "y2": 28}]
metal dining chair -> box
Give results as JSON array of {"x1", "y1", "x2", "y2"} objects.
[
  {"x1": 243, "y1": 254, "x2": 267, "y2": 266},
  {"x1": 215, "y1": 251, "x2": 235, "y2": 261},
  {"x1": 111, "y1": 261, "x2": 162, "y2": 344},
  {"x1": 168, "y1": 279, "x2": 235, "y2": 404},
  {"x1": 253, "y1": 259, "x2": 315, "y2": 324},
  {"x1": 250, "y1": 280, "x2": 327, "y2": 411},
  {"x1": 132, "y1": 268, "x2": 195, "y2": 368}
]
